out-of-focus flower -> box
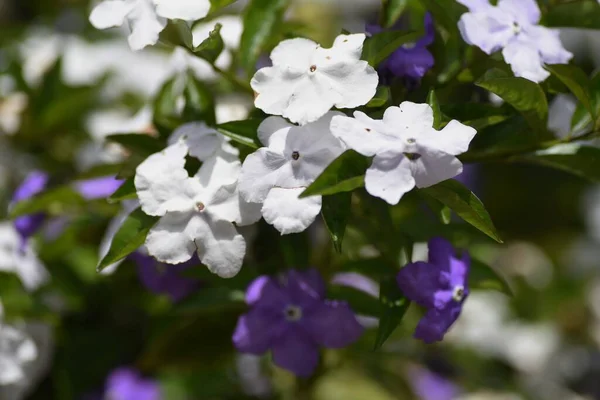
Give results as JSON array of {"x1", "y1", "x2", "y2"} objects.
[
  {"x1": 366, "y1": 13, "x2": 435, "y2": 84},
  {"x1": 239, "y1": 112, "x2": 345, "y2": 234},
  {"x1": 397, "y1": 237, "x2": 469, "y2": 343},
  {"x1": 73, "y1": 176, "x2": 123, "y2": 200},
  {"x1": 0, "y1": 76, "x2": 27, "y2": 136},
  {"x1": 330, "y1": 102, "x2": 476, "y2": 205},
  {"x1": 235, "y1": 354, "x2": 272, "y2": 398},
  {"x1": 167, "y1": 122, "x2": 225, "y2": 161},
  {"x1": 457, "y1": 0, "x2": 572, "y2": 82},
  {"x1": 11, "y1": 171, "x2": 49, "y2": 249},
  {"x1": 0, "y1": 301, "x2": 38, "y2": 387},
  {"x1": 407, "y1": 366, "x2": 462, "y2": 400},
  {"x1": 252, "y1": 34, "x2": 378, "y2": 125},
  {"x1": 104, "y1": 367, "x2": 161, "y2": 400},
  {"x1": 233, "y1": 269, "x2": 363, "y2": 376}
]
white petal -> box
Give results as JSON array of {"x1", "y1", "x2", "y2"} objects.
[
  {"x1": 498, "y1": 0, "x2": 540, "y2": 25},
  {"x1": 197, "y1": 218, "x2": 246, "y2": 278},
  {"x1": 135, "y1": 141, "x2": 200, "y2": 216},
  {"x1": 270, "y1": 37, "x2": 318, "y2": 69},
  {"x1": 410, "y1": 148, "x2": 464, "y2": 188},
  {"x1": 239, "y1": 148, "x2": 288, "y2": 203},
  {"x1": 458, "y1": 11, "x2": 513, "y2": 55},
  {"x1": 330, "y1": 112, "x2": 393, "y2": 157},
  {"x1": 257, "y1": 116, "x2": 291, "y2": 150},
  {"x1": 89, "y1": 0, "x2": 133, "y2": 29},
  {"x1": 419, "y1": 120, "x2": 477, "y2": 156},
  {"x1": 169, "y1": 122, "x2": 223, "y2": 161},
  {"x1": 383, "y1": 102, "x2": 434, "y2": 136},
  {"x1": 196, "y1": 146, "x2": 242, "y2": 190},
  {"x1": 154, "y1": 0, "x2": 210, "y2": 20},
  {"x1": 502, "y1": 39, "x2": 549, "y2": 83},
  {"x1": 14, "y1": 248, "x2": 49, "y2": 292},
  {"x1": 262, "y1": 188, "x2": 322, "y2": 234},
  {"x1": 206, "y1": 184, "x2": 262, "y2": 226},
  {"x1": 525, "y1": 26, "x2": 573, "y2": 65},
  {"x1": 330, "y1": 33, "x2": 367, "y2": 60},
  {"x1": 365, "y1": 152, "x2": 415, "y2": 205},
  {"x1": 145, "y1": 211, "x2": 198, "y2": 264},
  {"x1": 127, "y1": 2, "x2": 166, "y2": 51},
  {"x1": 0, "y1": 357, "x2": 24, "y2": 385}
]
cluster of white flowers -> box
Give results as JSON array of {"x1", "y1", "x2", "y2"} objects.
[{"x1": 0, "y1": 302, "x2": 38, "y2": 388}]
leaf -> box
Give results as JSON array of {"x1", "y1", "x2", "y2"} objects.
[
  {"x1": 108, "y1": 178, "x2": 137, "y2": 203},
  {"x1": 544, "y1": 0, "x2": 600, "y2": 30},
  {"x1": 426, "y1": 89, "x2": 442, "y2": 130},
  {"x1": 159, "y1": 20, "x2": 194, "y2": 49},
  {"x1": 321, "y1": 192, "x2": 352, "y2": 253},
  {"x1": 420, "y1": 0, "x2": 464, "y2": 34},
  {"x1": 373, "y1": 277, "x2": 410, "y2": 350},
  {"x1": 366, "y1": 86, "x2": 390, "y2": 108},
  {"x1": 381, "y1": 0, "x2": 408, "y2": 28},
  {"x1": 193, "y1": 23, "x2": 224, "y2": 64},
  {"x1": 216, "y1": 119, "x2": 261, "y2": 148},
  {"x1": 419, "y1": 191, "x2": 451, "y2": 224},
  {"x1": 300, "y1": 150, "x2": 369, "y2": 198},
  {"x1": 546, "y1": 64, "x2": 595, "y2": 122},
  {"x1": 515, "y1": 144, "x2": 600, "y2": 182},
  {"x1": 106, "y1": 134, "x2": 164, "y2": 156},
  {"x1": 173, "y1": 287, "x2": 246, "y2": 314},
  {"x1": 476, "y1": 69, "x2": 548, "y2": 135},
  {"x1": 362, "y1": 30, "x2": 422, "y2": 67},
  {"x1": 327, "y1": 285, "x2": 380, "y2": 317},
  {"x1": 239, "y1": 0, "x2": 289, "y2": 74},
  {"x1": 470, "y1": 258, "x2": 513, "y2": 296},
  {"x1": 209, "y1": 0, "x2": 238, "y2": 13},
  {"x1": 182, "y1": 72, "x2": 216, "y2": 126},
  {"x1": 571, "y1": 71, "x2": 600, "y2": 133},
  {"x1": 420, "y1": 180, "x2": 502, "y2": 243},
  {"x1": 9, "y1": 186, "x2": 85, "y2": 218},
  {"x1": 97, "y1": 209, "x2": 157, "y2": 272}
]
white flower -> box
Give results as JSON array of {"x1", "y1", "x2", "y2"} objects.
[
  {"x1": 89, "y1": 0, "x2": 211, "y2": 51},
  {"x1": 134, "y1": 140, "x2": 261, "y2": 278},
  {"x1": 330, "y1": 102, "x2": 477, "y2": 205},
  {"x1": 0, "y1": 302, "x2": 38, "y2": 387},
  {"x1": 167, "y1": 122, "x2": 227, "y2": 161},
  {"x1": 251, "y1": 34, "x2": 378, "y2": 125},
  {"x1": 0, "y1": 223, "x2": 49, "y2": 292},
  {"x1": 239, "y1": 112, "x2": 345, "y2": 234}
]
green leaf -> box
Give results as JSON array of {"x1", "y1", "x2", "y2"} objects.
[
  {"x1": 420, "y1": 180, "x2": 502, "y2": 243},
  {"x1": 108, "y1": 178, "x2": 137, "y2": 203},
  {"x1": 381, "y1": 0, "x2": 408, "y2": 28},
  {"x1": 366, "y1": 86, "x2": 390, "y2": 108},
  {"x1": 182, "y1": 72, "x2": 216, "y2": 126},
  {"x1": 546, "y1": 64, "x2": 595, "y2": 122},
  {"x1": 173, "y1": 287, "x2": 246, "y2": 314},
  {"x1": 327, "y1": 285, "x2": 380, "y2": 317},
  {"x1": 362, "y1": 30, "x2": 422, "y2": 67},
  {"x1": 239, "y1": 0, "x2": 289, "y2": 74},
  {"x1": 97, "y1": 209, "x2": 157, "y2": 272},
  {"x1": 321, "y1": 192, "x2": 352, "y2": 253},
  {"x1": 10, "y1": 186, "x2": 85, "y2": 218},
  {"x1": 544, "y1": 0, "x2": 600, "y2": 30},
  {"x1": 216, "y1": 119, "x2": 261, "y2": 148},
  {"x1": 427, "y1": 89, "x2": 442, "y2": 130},
  {"x1": 470, "y1": 258, "x2": 513, "y2": 296},
  {"x1": 420, "y1": 0, "x2": 464, "y2": 34},
  {"x1": 106, "y1": 134, "x2": 164, "y2": 156},
  {"x1": 193, "y1": 23, "x2": 224, "y2": 64},
  {"x1": 300, "y1": 150, "x2": 369, "y2": 198},
  {"x1": 159, "y1": 20, "x2": 194, "y2": 49},
  {"x1": 373, "y1": 277, "x2": 410, "y2": 350},
  {"x1": 209, "y1": 0, "x2": 238, "y2": 12},
  {"x1": 476, "y1": 69, "x2": 548, "y2": 134},
  {"x1": 515, "y1": 144, "x2": 600, "y2": 182},
  {"x1": 571, "y1": 71, "x2": 600, "y2": 133},
  {"x1": 419, "y1": 191, "x2": 451, "y2": 224}
]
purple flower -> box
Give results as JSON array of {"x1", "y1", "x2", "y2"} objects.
[
  {"x1": 457, "y1": 0, "x2": 572, "y2": 82},
  {"x1": 11, "y1": 171, "x2": 49, "y2": 247},
  {"x1": 73, "y1": 176, "x2": 123, "y2": 200},
  {"x1": 104, "y1": 368, "x2": 161, "y2": 400},
  {"x1": 131, "y1": 252, "x2": 200, "y2": 302},
  {"x1": 396, "y1": 238, "x2": 469, "y2": 343},
  {"x1": 366, "y1": 13, "x2": 435, "y2": 84},
  {"x1": 233, "y1": 269, "x2": 364, "y2": 377},
  {"x1": 407, "y1": 367, "x2": 461, "y2": 400}
]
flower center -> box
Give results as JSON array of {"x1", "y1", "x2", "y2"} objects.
[
  {"x1": 512, "y1": 22, "x2": 521, "y2": 34},
  {"x1": 284, "y1": 305, "x2": 303, "y2": 321},
  {"x1": 309, "y1": 65, "x2": 317, "y2": 72},
  {"x1": 402, "y1": 42, "x2": 416, "y2": 50},
  {"x1": 195, "y1": 201, "x2": 206, "y2": 212},
  {"x1": 406, "y1": 138, "x2": 416, "y2": 144},
  {"x1": 291, "y1": 151, "x2": 300, "y2": 160},
  {"x1": 452, "y1": 285, "x2": 465, "y2": 302},
  {"x1": 403, "y1": 152, "x2": 421, "y2": 161}
]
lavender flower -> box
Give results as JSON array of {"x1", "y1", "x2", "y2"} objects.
[
  {"x1": 397, "y1": 237, "x2": 469, "y2": 343},
  {"x1": 407, "y1": 367, "x2": 461, "y2": 400},
  {"x1": 73, "y1": 176, "x2": 123, "y2": 200},
  {"x1": 366, "y1": 13, "x2": 435, "y2": 84},
  {"x1": 11, "y1": 171, "x2": 49, "y2": 247},
  {"x1": 233, "y1": 269, "x2": 363, "y2": 377},
  {"x1": 104, "y1": 368, "x2": 161, "y2": 400}
]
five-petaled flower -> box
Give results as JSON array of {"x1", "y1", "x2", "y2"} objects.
[
  {"x1": 251, "y1": 34, "x2": 378, "y2": 125},
  {"x1": 457, "y1": 0, "x2": 572, "y2": 83},
  {"x1": 238, "y1": 112, "x2": 345, "y2": 234},
  {"x1": 396, "y1": 237, "x2": 470, "y2": 343},
  {"x1": 134, "y1": 139, "x2": 261, "y2": 278},
  {"x1": 330, "y1": 102, "x2": 476, "y2": 205},
  {"x1": 233, "y1": 269, "x2": 363, "y2": 377},
  {"x1": 89, "y1": 0, "x2": 212, "y2": 51}
]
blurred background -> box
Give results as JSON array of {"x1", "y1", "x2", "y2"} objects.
[{"x1": 2, "y1": 0, "x2": 600, "y2": 399}]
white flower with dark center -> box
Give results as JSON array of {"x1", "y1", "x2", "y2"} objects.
[
  {"x1": 238, "y1": 112, "x2": 345, "y2": 234},
  {"x1": 330, "y1": 102, "x2": 476, "y2": 205},
  {"x1": 251, "y1": 34, "x2": 378, "y2": 125},
  {"x1": 134, "y1": 140, "x2": 261, "y2": 278},
  {"x1": 89, "y1": 0, "x2": 212, "y2": 51},
  {"x1": 0, "y1": 302, "x2": 38, "y2": 387}
]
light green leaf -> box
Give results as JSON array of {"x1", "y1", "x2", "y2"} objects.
[
  {"x1": 373, "y1": 277, "x2": 410, "y2": 350},
  {"x1": 427, "y1": 89, "x2": 442, "y2": 130},
  {"x1": 362, "y1": 30, "x2": 421, "y2": 67},
  {"x1": 381, "y1": 0, "x2": 408, "y2": 28},
  {"x1": 209, "y1": 0, "x2": 238, "y2": 12},
  {"x1": 300, "y1": 150, "x2": 369, "y2": 198},
  {"x1": 193, "y1": 23, "x2": 224, "y2": 64},
  {"x1": 366, "y1": 86, "x2": 390, "y2": 108},
  {"x1": 159, "y1": 20, "x2": 194, "y2": 49}
]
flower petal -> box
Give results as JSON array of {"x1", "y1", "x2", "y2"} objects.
[
  {"x1": 153, "y1": 0, "x2": 210, "y2": 21},
  {"x1": 304, "y1": 302, "x2": 363, "y2": 348},
  {"x1": 365, "y1": 152, "x2": 415, "y2": 205},
  {"x1": 419, "y1": 120, "x2": 477, "y2": 156},
  {"x1": 206, "y1": 183, "x2": 262, "y2": 226},
  {"x1": 233, "y1": 308, "x2": 280, "y2": 354},
  {"x1": 239, "y1": 148, "x2": 288, "y2": 203},
  {"x1": 257, "y1": 116, "x2": 292, "y2": 150},
  {"x1": 331, "y1": 272, "x2": 379, "y2": 298},
  {"x1": 197, "y1": 218, "x2": 246, "y2": 278},
  {"x1": 383, "y1": 102, "x2": 434, "y2": 136},
  {"x1": 287, "y1": 269, "x2": 327, "y2": 301},
  {"x1": 145, "y1": 212, "x2": 198, "y2": 264},
  {"x1": 525, "y1": 26, "x2": 573, "y2": 65},
  {"x1": 89, "y1": 0, "x2": 133, "y2": 29},
  {"x1": 330, "y1": 112, "x2": 391, "y2": 157},
  {"x1": 501, "y1": 39, "x2": 548, "y2": 83},
  {"x1": 409, "y1": 147, "x2": 463, "y2": 189},
  {"x1": 414, "y1": 305, "x2": 462, "y2": 343},
  {"x1": 498, "y1": 0, "x2": 540, "y2": 25},
  {"x1": 262, "y1": 188, "x2": 322, "y2": 234},
  {"x1": 458, "y1": 9, "x2": 513, "y2": 55},
  {"x1": 127, "y1": 3, "x2": 166, "y2": 51},
  {"x1": 169, "y1": 122, "x2": 223, "y2": 161},
  {"x1": 271, "y1": 328, "x2": 319, "y2": 377},
  {"x1": 246, "y1": 275, "x2": 289, "y2": 308},
  {"x1": 397, "y1": 261, "x2": 444, "y2": 308},
  {"x1": 270, "y1": 37, "x2": 318, "y2": 69}
]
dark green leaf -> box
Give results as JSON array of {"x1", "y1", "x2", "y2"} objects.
[
  {"x1": 381, "y1": 0, "x2": 408, "y2": 28},
  {"x1": 159, "y1": 20, "x2": 194, "y2": 49},
  {"x1": 106, "y1": 134, "x2": 164, "y2": 156},
  {"x1": 515, "y1": 144, "x2": 600, "y2": 182},
  {"x1": 420, "y1": 0, "x2": 464, "y2": 34},
  {"x1": 182, "y1": 72, "x2": 216, "y2": 126},
  {"x1": 373, "y1": 277, "x2": 410, "y2": 350},
  {"x1": 420, "y1": 180, "x2": 502, "y2": 243},
  {"x1": 419, "y1": 191, "x2": 451, "y2": 224},
  {"x1": 362, "y1": 30, "x2": 421, "y2": 67},
  {"x1": 470, "y1": 258, "x2": 513, "y2": 296},
  {"x1": 300, "y1": 150, "x2": 369, "y2": 197},
  {"x1": 108, "y1": 178, "x2": 137, "y2": 203},
  {"x1": 216, "y1": 119, "x2": 261, "y2": 148},
  {"x1": 544, "y1": 0, "x2": 600, "y2": 30},
  {"x1": 193, "y1": 23, "x2": 224, "y2": 64},
  {"x1": 366, "y1": 86, "x2": 390, "y2": 108},
  {"x1": 546, "y1": 64, "x2": 595, "y2": 124},
  {"x1": 321, "y1": 192, "x2": 352, "y2": 253},
  {"x1": 239, "y1": 0, "x2": 289, "y2": 74},
  {"x1": 427, "y1": 89, "x2": 442, "y2": 130},
  {"x1": 327, "y1": 285, "x2": 380, "y2": 317},
  {"x1": 571, "y1": 71, "x2": 600, "y2": 133},
  {"x1": 10, "y1": 186, "x2": 85, "y2": 218},
  {"x1": 476, "y1": 69, "x2": 548, "y2": 134},
  {"x1": 173, "y1": 287, "x2": 246, "y2": 314},
  {"x1": 97, "y1": 209, "x2": 157, "y2": 272}
]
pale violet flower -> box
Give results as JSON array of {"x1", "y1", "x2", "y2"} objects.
[
  {"x1": 134, "y1": 140, "x2": 261, "y2": 278},
  {"x1": 167, "y1": 122, "x2": 226, "y2": 161},
  {"x1": 89, "y1": 0, "x2": 211, "y2": 51},
  {"x1": 0, "y1": 223, "x2": 49, "y2": 292},
  {"x1": 251, "y1": 34, "x2": 378, "y2": 125},
  {"x1": 0, "y1": 302, "x2": 38, "y2": 387},
  {"x1": 457, "y1": 0, "x2": 572, "y2": 82},
  {"x1": 239, "y1": 112, "x2": 345, "y2": 234},
  {"x1": 330, "y1": 102, "x2": 476, "y2": 205}
]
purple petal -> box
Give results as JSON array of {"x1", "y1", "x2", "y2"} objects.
[
  {"x1": 245, "y1": 275, "x2": 289, "y2": 310},
  {"x1": 449, "y1": 251, "x2": 470, "y2": 289},
  {"x1": 105, "y1": 368, "x2": 161, "y2": 400},
  {"x1": 12, "y1": 171, "x2": 49, "y2": 203},
  {"x1": 407, "y1": 367, "x2": 462, "y2": 400},
  {"x1": 331, "y1": 272, "x2": 379, "y2": 298},
  {"x1": 303, "y1": 302, "x2": 364, "y2": 348},
  {"x1": 14, "y1": 213, "x2": 45, "y2": 246},
  {"x1": 271, "y1": 328, "x2": 319, "y2": 377},
  {"x1": 396, "y1": 261, "x2": 444, "y2": 308},
  {"x1": 134, "y1": 253, "x2": 200, "y2": 302},
  {"x1": 416, "y1": 13, "x2": 435, "y2": 47},
  {"x1": 498, "y1": 0, "x2": 540, "y2": 25},
  {"x1": 387, "y1": 47, "x2": 435, "y2": 80},
  {"x1": 414, "y1": 304, "x2": 463, "y2": 344},
  {"x1": 74, "y1": 176, "x2": 123, "y2": 200},
  {"x1": 287, "y1": 269, "x2": 326, "y2": 299},
  {"x1": 233, "y1": 308, "x2": 281, "y2": 354}
]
